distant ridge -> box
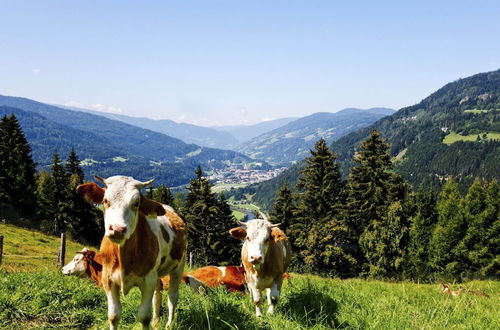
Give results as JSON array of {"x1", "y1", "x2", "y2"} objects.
[{"x1": 237, "y1": 108, "x2": 395, "y2": 166}]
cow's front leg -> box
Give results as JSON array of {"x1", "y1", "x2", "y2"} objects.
[
  {"x1": 266, "y1": 281, "x2": 281, "y2": 314},
  {"x1": 138, "y1": 277, "x2": 157, "y2": 330},
  {"x1": 166, "y1": 259, "x2": 185, "y2": 328},
  {"x1": 106, "y1": 283, "x2": 122, "y2": 330},
  {"x1": 248, "y1": 282, "x2": 263, "y2": 317}
]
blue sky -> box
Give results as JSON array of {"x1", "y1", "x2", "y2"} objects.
[{"x1": 0, "y1": 1, "x2": 499, "y2": 126}]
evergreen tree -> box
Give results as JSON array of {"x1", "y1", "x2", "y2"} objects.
[
  {"x1": 152, "y1": 185, "x2": 175, "y2": 207},
  {"x1": 345, "y1": 129, "x2": 411, "y2": 276},
  {"x1": 269, "y1": 181, "x2": 295, "y2": 235},
  {"x1": 407, "y1": 187, "x2": 438, "y2": 281},
  {"x1": 460, "y1": 179, "x2": 499, "y2": 277},
  {"x1": 428, "y1": 179, "x2": 467, "y2": 279},
  {"x1": 291, "y1": 139, "x2": 353, "y2": 276},
  {"x1": 36, "y1": 171, "x2": 56, "y2": 227},
  {"x1": 50, "y1": 152, "x2": 70, "y2": 234},
  {"x1": 65, "y1": 147, "x2": 84, "y2": 181},
  {"x1": 360, "y1": 201, "x2": 411, "y2": 279},
  {"x1": 181, "y1": 166, "x2": 239, "y2": 265},
  {"x1": 0, "y1": 114, "x2": 37, "y2": 213}
]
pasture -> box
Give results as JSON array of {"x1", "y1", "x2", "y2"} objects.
[{"x1": 1, "y1": 225, "x2": 499, "y2": 329}]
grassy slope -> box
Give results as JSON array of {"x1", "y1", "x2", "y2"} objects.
[
  {"x1": 0, "y1": 223, "x2": 89, "y2": 272},
  {"x1": 0, "y1": 225, "x2": 498, "y2": 329},
  {"x1": 443, "y1": 131, "x2": 500, "y2": 144}
]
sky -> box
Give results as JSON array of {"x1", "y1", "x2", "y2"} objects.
[{"x1": 0, "y1": 1, "x2": 499, "y2": 126}]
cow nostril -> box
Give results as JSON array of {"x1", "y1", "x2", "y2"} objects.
[{"x1": 110, "y1": 225, "x2": 127, "y2": 234}]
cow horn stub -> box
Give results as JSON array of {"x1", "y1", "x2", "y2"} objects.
[
  {"x1": 270, "y1": 223, "x2": 281, "y2": 228},
  {"x1": 95, "y1": 175, "x2": 106, "y2": 186},
  {"x1": 238, "y1": 221, "x2": 247, "y2": 227}
]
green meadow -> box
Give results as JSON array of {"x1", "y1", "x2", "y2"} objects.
[{"x1": 1, "y1": 224, "x2": 498, "y2": 329}]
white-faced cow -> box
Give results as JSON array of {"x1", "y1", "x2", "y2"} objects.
[
  {"x1": 77, "y1": 175, "x2": 187, "y2": 329},
  {"x1": 229, "y1": 219, "x2": 292, "y2": 316},
  {"x1": 62, "y1": 248, "x2": 104, "y2": 286}
]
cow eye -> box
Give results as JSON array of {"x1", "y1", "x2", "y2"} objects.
[
  {"x1": 246, "y1": 237, "x2": 251, "y2": 242},
  {"x1": 133, "y1": 201, "x2": 139, "y2": 208}
]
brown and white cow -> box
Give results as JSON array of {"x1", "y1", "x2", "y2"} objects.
[
  {"x1": 229, "y1": 219, "x2": 292, "y2": 317},
  {"x1": 162, "y1": 265, "x2": 246, "y2": 294},
  {"x1": 77, "y1": 175, "x2": 187, "y2": 329},
  {"x1": 62, "y1": 248, "x2": 104, "y2": 286}
]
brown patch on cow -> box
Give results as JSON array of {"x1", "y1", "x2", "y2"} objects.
[
  {"x1": 222, "y1": 266, "x2": 246, "y2": 293},
  {"x1": 140, "y1": 195, "x2": 166, "y2": 216},
  {"x1": 229, "y1": 227, "x2": 247, "y2": 240},
  {"x1": 120, "y1": 214, "x2": 160, "y2": 277},
  {"x1": 82, "y1": 250, "x2": 104, "y2": 286},
  {"x1": 160, "y1": 226, "x2": 170, "y2": 243},
  {"x1": 166, "y1": 209, "x2": 187, "y2": 261},
  {"x1": 271, "y1": 227, "x2": 287, "y2": 242},
  {"x1": 166, "y1": 210, "x2": 185, "y2": 231},
  {"x1": 188, "y1": 266, "x2": 223, "y2": 287},
  {"x1": 77, "y1": 182, "x2": 105, "y2": 204}
]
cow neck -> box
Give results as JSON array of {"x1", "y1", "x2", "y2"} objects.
[
  {"x1": 85, "y1": 255, "x2": 103, "y2": 284},
  {"x1": 118, "y1": 212, "x2": 159, "y2": 277}
]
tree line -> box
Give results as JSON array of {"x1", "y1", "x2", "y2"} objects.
[{"x1": 268, "y1": 131, "x2": 499, "y2": 281}]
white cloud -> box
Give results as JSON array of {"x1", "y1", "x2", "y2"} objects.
[
  {"x1": 32, "y1": 68, "x2": 40, "y2": 74},
  {"x1": 261, "y1": 117, "x2": 276, "y2": 122},
  {"x1": 91, "y1": 103, "x2": 122, "y2": 114},
  {"x1": 64, "y1": 100, "x2": 84, "y2": 108}
]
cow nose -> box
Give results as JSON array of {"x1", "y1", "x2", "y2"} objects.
[
  {"x1": 110, "y1": 225, "x2": 127, "y2": 234},
  {"x1": 250, "y1": 255, "x2": 262, "y2": 263}
]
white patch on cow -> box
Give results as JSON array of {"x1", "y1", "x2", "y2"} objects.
[
  {"x1": 61, "y1": 249, "x2": 87, "y2": 275},
  {"x1": 245, "y1": 219, "x2": 272, "y2": 265},
  {"x1": 216, "y1": 266, "x2": 227, "y2": 277}
]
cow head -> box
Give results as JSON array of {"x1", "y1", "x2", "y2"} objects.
[
  {"x1": 77, "y1": 175, "x2": 154, "y2": 245},
  {"x1": 62, "y1": 248, "x2": 90, "y2": 275},
  {"x1": 229, "y1": 219, "x2": 284, "y2": 270}
]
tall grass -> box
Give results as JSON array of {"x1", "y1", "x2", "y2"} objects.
[{"x1": 0, "y1": 272, "x2": 498, "y2": 329}]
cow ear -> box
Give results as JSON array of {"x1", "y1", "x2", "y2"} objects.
[
  {"x1": 139, "y1": 195, "x2": 166, "y2": 216},
  {"x1": 271, "y1": 227, "x2": 287, "y2": 242},
  {"x1": 77, "y1": 182, "x2": 105, "y2": 204},
  {"x1": 229, "y1": 227, "x2": 247, "y2": 240},
  {"x1": 87, "y1": 251, "x2": 96, "y2": 260}
]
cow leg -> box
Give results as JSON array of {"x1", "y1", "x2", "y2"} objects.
[
  {"x1": 152, "y1": 279, "x2": 162, "y2": 327},
  {"x1": 106, "y1": 283, "x2": 122, "y2": 330},
  {"x1": 166, "y1": 260, "x2": 184, "y2": 328},
  {"x1": 248, "y1": 282, "x2": 263, "y2": 317},
  {"x1": 138, "y1": 277, "x2": 157, "y2": 330},
  {"x1": 267, "y1": 280, "x2": 281, "y2": 315}
]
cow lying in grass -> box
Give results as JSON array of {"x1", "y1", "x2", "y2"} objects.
[
  {"x1": 77, "y1": 176, "x2": 187, "y2": 329},
  {"x1": 230, "y1": 219, "x2": 292, "y2": 317},
  {"x1": 63, "y1": 252, "x2": 247, "y2": 294}
]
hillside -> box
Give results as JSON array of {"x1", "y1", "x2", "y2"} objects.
[
  {"x1": 0, "y1": 96, "x2": 262, "y2": 186},
  {"x1": 237, "y1": 108, "x2": 395, "y2": 166},
  {"x1": 63, "y1": 106, "x2": 240, "y2": 150},
  {"x1": 213, "y1": 117, "x2": 298, "y2": 143},
  {"x1": 238, "y1": 70, "x2": 500, "y2": 207}
]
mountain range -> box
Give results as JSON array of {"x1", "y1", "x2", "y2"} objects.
[
  {"x1": 236, "y1": 108, "x2": 395, "y2": 165},
  {"x1": 0, "y1": 96, "x2": 259, "y2": 186}
]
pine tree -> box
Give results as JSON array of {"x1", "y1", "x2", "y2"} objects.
[
  {"x1": 269, "y1": 181, "x2": 295, "y2": 235},
  {"x1": 345, "y1": 129, "x2": 411, "y2": 276},
  {"x1": 428, "y1": 179, "x2": 467, "y2": 279},
  {"x1": 460, "y1": 179, "x2": 499, "y2": 277},
  {"x1": 181, "y1": 166, "x2": 239, "y2": 265},
  {"x1": 407, "y1": 187, "x2": 438, "y2": 281},
  {"x1": 63, "y1": 150, "x2": 103, "y2": 245},
  {"x1": 152, "y1": 185, "x2": 175, "y2": 207},
  {"x1": 360, "y1": 201, "x2": 411, "y2": 279},
  {"x1": 291, "y1": 139, "x2": 353, "y2": 275},
  {"x1": 36, "y1": 170, "x2": 56, "y2": 228},
  {"x1": 50, "y1": 152, "x2": 70, "y2": 234},
  {"x1": 0, "y1": 114, "x2": 37, "y2": 213}
]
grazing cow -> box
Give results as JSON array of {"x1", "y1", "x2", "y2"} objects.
[
  {"x1": 77, "y1": 176, "x2": 187, "y2": 329},
  {"x1": 162, "y1": 266, "x2": 246, "y2": 293},
  {"x1": 62, "y1": 248, "x2": 104, "y2": 286},
  {"x1": 229, "y1": 219, "x2": 292, "y2": 316}
]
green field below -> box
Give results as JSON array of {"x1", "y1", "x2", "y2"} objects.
[
  {"x1": 442, "y1": 131, "x2": 500, "y2": 145},
  {"x1": 1, "y1": 224, "x2": 499, "y2": 329}
]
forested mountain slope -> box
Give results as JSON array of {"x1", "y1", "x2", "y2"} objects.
[
  {"x1": 237, "y1": 108, "x2": 394, "y2": 165},
  {"x1": 0, "y1": 96, "x2": 259, "y2": 186},
  {"x1": 234, "y1": 69, "x2": 500, "y2": 208}
]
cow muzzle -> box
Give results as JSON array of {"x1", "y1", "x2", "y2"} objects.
[
  {"x1": 249, "y1": 255, "x2": 263, "y2": 265},
  {"x1": 107, "y1": 224, "x2": 127, "y2": 242}
]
